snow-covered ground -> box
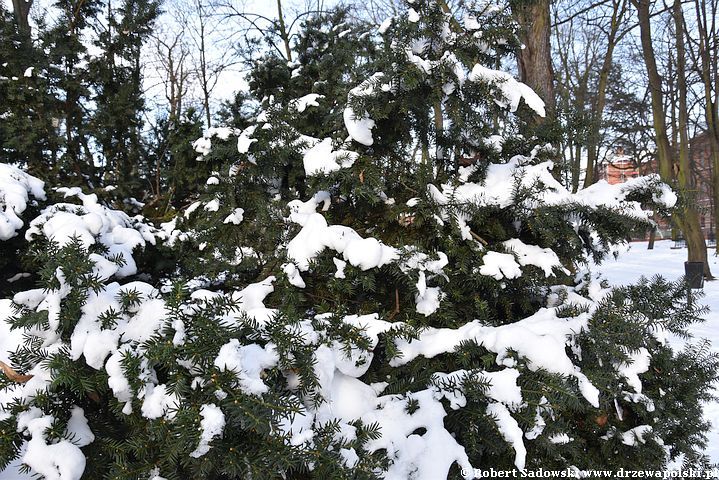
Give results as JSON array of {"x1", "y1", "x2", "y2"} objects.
[{"x1": 593, "y1": 240, "x2": 719, "y2": 464}]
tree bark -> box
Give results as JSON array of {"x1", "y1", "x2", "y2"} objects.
[
  {"x1": 276, "y1": 0, "x2": 292, "y2": 62},
  {"x1": 673, "y1": 0, "x2": 711, "y2": 277},
  {"x1": 648, "y1": 226, "x2": 656, "y2": 249},
  {"x1": 634, "y1": 0, "x2": 673, "y2": 180},
  {"x1": 11, "y1": 0, "x2": 33, "y2": 36},
  {"x1": 197, "y1": 0, "x2": 212, "y2": 129},
  {"x1": 513, "y1": 0, "x2": 555, "y2": 120},
  {"x1": 551, "y1": 11, "x2": 588, "y2": 192},
  {"x1": 433, "y1": 100, "x2": 444, "y2": 164}
]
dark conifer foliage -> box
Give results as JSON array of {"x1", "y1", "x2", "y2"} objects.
[
  {"x1": 89, "y1": 0, "x2": 161, "y2": 197},
  {"x1": 0, "y1": 5, "x2": 58, "y2": 178},
  {"x1": 0, "y1": 1, "x2": 717, "y2": 479}
]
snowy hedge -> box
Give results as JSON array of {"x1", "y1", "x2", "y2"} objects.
[{"x1": 1, "y1": 1, "x2": 717, "y2": 479}]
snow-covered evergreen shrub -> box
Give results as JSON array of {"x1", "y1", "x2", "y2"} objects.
[
  {"x1": 1, "y1": 1, "x2": 717, "y2": 479},
  {"x1": 0, "y1": 163, "x2": 46, "y2": 297}
]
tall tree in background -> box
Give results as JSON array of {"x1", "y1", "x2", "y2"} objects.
[
  {"x1": 90, "y1": 0, "x2": 161, "y2": 196},
  {"x1": 511, "y1": 0, "x2": 558, "y2": 144},
  {"x1": 687, "y1": 0, "x2": 719, "y2": 252},
  {"x1": 153, "y1": 29, "x2": 191, "y2": 124},
  {"x1": 552, "y1": 0, "x2": 633, "y2": 191},
  {"x1": 602, "y1": 66, "x2": 655, "y2": 164},
  {"x1": 144, "y1": 27, "x2": 194, "y2": 212},
  {"x1": 42, "y1": 0, "x2": 101, "y2": 184},
  {"x1": 0, "y1": 4, "x2": 59, "y2": 178},
  {"x1": 581, "y1": 0, "x2": 630, "y2": 188},
  {"x1": 142, "y1": 0, "x2": 232, "y2": 216},
  {"x1": 11, "y1": 0, "x2": 32, "y2": 36},
  {"x1": 356, "y1": 0, "x2": 403, "y2": 23},
  {"x1": 175, "y1": 0, "x2": 234, "y2": 129},
  {"x1": 216, "y1": 0, "x2": 327, "y2": 66},
  {"x1": 552, "y1": 9, "x2": 594, "y2": 192},
  {"x1": 633, "y1": 0, "x2": 711, "y2": 277}
]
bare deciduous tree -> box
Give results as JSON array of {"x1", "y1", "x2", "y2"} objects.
[
  {"x1": 553, "y1": 0, "x2": 633, "y2": 190},
  {"x1": 581, "y1": 0, "x2": 630, "y2": 187},
  {"x1": 175, "y1": 0, "x2": 237, "y2": 129},
  {"x1": 633, "y1": 0, "x2": 711, "y2": 277},
  {"x1": 686, "y1": 0, "x2": 719, "y2": 251},
  {"x1": 153, "y1": 29, "x2": 191, "y2": 123}
]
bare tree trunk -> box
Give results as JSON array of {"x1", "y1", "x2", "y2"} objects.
[
  {"x1": 710, "y1": 136, "x2": 719, "y2": 258},
  {"x1": 169, "y1": 54, "x2": 177, "y2": 120},
  {"x1": 551, "y1": 10, "x2": 586, "y2": 192},
  {"x1": 571, "y1": 142, "x2": 581, "y2": 192},
  {"x1": 667, "y1": 49, "x2": 678, "y2": 149},
  {"x1": 648, "y1": 226, "x2": 656, "y2": 249},
  {"x1": 513, "y1": 0, "x2": 555, "y2": 121},
  {"x1": 276, "y1": 0, "x2": 292, "y2": 62},
  {"x1": 633, "y1": 0, "x2": 712, "y2": 277},
  {"x1": 156, "y1": 31, "x2": 189, "y2": 123},
  {"x1": 11, "y1": 0, "x2": 33, "y2": 36},
  {"x1": 634, "y1": 0, "x2": 673, "y2": 180},
  {"x1": 196, "y1": 0, "x2": 212, "y2": 129},
  {"x1": 692, "y1": 0, "x2": 719, "y2": 253},
  {"x1": 674, "y1": 0, "x2": 711, "y2": 277},
  {"x1": 434, "y1": 100, "x2": 444, "y2": 163}
]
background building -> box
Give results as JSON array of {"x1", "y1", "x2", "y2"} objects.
[
  {"x1": 596, "y1": 147, "x2": 641, "y2": 184},
  {"x1": 596, "y1": 138, "x2": 715, "y2": 241}
]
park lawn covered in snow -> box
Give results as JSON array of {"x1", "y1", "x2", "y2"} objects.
[{"x1": 592, "y1": 240, "x2": 719, "y2": 464}]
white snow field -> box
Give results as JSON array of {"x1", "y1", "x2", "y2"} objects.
[{"x1": 593, "y1": 240, "x2": 719, "y2": 464}]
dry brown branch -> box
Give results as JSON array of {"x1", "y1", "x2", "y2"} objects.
[
  {"x1": 0, "y1": 360, "x2": 33, "y2": 383},
  {"x1": 388, "y1": 289, "x2": 400, "y2": 320},
  {"x1": 470, "y1": 230, "x2": 488, "y2": 246}
]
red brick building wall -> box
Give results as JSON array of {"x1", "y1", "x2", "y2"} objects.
[
  {"x1": 689, "y1": 133, "x2": 714, "y2": 234},
  {"x1": 596, "y1": 149, "x2": 640, "y2": 185}
]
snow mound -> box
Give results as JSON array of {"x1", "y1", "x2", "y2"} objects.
[
  {"x1": 0, "y1": 163, "x2": 46, "y2": 241},
  {"x1": 468, "y1": 64, "x2": 546, "y2": 117},
  {"x1": 25, "y1": 187, "x2": 156, "y2": 278}
]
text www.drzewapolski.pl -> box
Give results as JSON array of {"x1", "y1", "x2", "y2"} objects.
[{"x1": 461, "y1": 468, "x2": 719, "y2": 479}]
